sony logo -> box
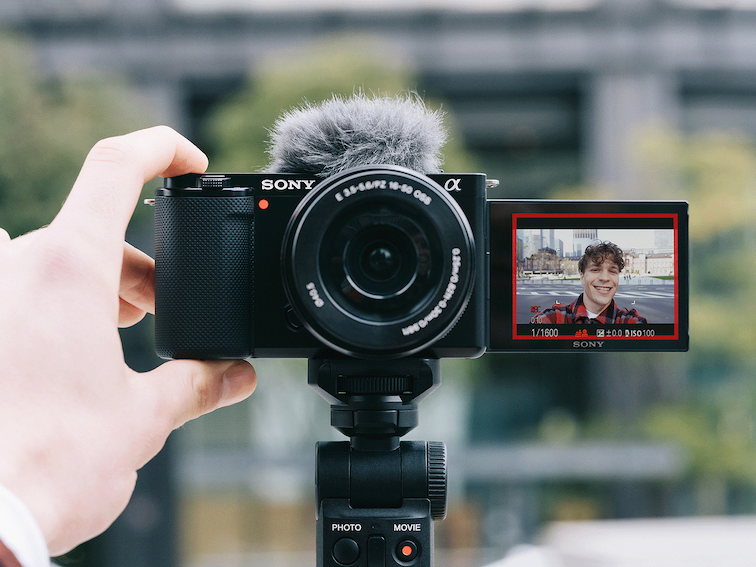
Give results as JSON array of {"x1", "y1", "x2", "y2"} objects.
[
  {"x1": 261, "y1": 179, "x2": 317, "y2": 191},
  {"x1": 573, "y1": 341, "x2": 605, "y2": 349}
]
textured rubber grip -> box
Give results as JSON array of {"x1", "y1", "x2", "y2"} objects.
[{"x1": 154, "y1": 194, "x2": 254, "y2": 359}]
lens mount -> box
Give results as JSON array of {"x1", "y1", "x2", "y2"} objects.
[{"x1": 282, "y1": 165, "x2": 475, "y2": 358}]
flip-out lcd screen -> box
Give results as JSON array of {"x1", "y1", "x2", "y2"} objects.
[{"x1": 489, "y1": 201, "x2": 688, "y2": 352}]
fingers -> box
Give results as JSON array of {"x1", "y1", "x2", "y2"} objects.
[
  {"x1": 145, "y1": 359, "x2": 257, "y2": 432},
  {"x1": 52, "y1": 126, "x2": 208, "y2": 264},
  {"x1": 0, "y1": 227, "x2": 10, "y2": 243},
  {"x1": 118, "y1": 298, "x2": 147, "y2": 327},
  {"x1": 119, "y1": 243, "x2": 155, "y2": 326}
]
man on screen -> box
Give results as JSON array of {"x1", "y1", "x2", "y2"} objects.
[{"x1": 534, "y1": 242, "x2": 648, "y2": 324}]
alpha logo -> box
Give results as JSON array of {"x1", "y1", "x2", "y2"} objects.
[
  {"x1": 261, "y1": 178, "x2": 317, "y2": 191},
  {"x1": 573, "y1": 341, "x2": 605, "y2": 349},
  {"x1": 444, "y1": 178, "x2": 462, "y2": 192}
]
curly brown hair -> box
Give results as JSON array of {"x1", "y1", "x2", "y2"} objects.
[{"x1": 578, "y1": 241, "x2": 625, "y2": 274}]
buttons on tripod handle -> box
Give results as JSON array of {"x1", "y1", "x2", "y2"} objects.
[
  {"x1": 332, "y1": 538, "x2": 360, "y2": 565},
  {"x1": 330, "y1": 533, "x2": 423, "y2": 566},
  {"x1": 397, "y1": 539, "x2": 419, "y2": 562}
]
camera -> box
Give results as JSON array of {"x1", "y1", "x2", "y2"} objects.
[
  {"x1": 152, "y1": 165, "x2": 688, "y2": 360},
  {"x1": 153, "y1": 165, "x2": 488, "y2": 360}
]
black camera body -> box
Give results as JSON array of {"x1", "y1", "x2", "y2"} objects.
[
  {"x1": 154, "y1": 166, "x2": 689, "y2": 360},
  {"x1": 154, "y1": 166, "x2": 488, "y2": 361}
]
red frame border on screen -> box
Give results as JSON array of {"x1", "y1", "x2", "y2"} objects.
[{"x1": 510, "y1": 213, "x2": 680, "y2": 342}]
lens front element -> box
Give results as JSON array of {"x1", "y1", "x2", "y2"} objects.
[
  {"x1": 345, "y1": 224, "x2": 415, "y2": 297},
  {"x1": 327, "y1": 205, "x2": 438, "y2": 319}
]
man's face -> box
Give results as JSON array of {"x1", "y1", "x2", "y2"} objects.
[{"x1": 580, "y1": 257, "x2": 620, "y2": 313}]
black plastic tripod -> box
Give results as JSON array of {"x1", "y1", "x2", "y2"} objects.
[{"x1": 310, "y1": 357, "x2": 447, "y2": 567}]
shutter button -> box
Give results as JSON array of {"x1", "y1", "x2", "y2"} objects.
[{"x1": 332, "y1": 538, "x2": 360, "y2": 565}]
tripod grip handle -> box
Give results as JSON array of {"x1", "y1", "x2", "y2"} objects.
[{"x1": 316, "y1": 440, "x2": 446, "y2": 567}]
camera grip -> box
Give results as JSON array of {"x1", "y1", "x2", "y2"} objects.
[{"x1": 154, "y1": 194, "x2": 254, "y2": 359}]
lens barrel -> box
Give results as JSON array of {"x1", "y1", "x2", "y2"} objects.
[{"x1": 282, "y1": 165, "x2": 475, "y2": 358}]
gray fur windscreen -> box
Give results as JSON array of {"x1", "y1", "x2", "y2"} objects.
[{"x1": 266, "y1": 93, "x2": 448, "y2": 178}]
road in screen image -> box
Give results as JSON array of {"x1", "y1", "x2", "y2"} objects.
[{"x1": 516, "y1": 277, "x2": 675, "y2": 324}]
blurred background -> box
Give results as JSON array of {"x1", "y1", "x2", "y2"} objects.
[{"x1": 2, "y1": 0, "x2": 756, "y2": 565}]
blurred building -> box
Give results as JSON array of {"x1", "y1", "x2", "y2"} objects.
[
  {"x1": 4, "y1": 0, "x2": 756, "y2": 565},
  {"x1": 6, "y1": 0, "x2": 756, "y2": 200}
]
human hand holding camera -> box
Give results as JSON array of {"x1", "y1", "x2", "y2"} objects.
[{"x1": 0, "y1": 126, "x2": 257, "y2": 559}]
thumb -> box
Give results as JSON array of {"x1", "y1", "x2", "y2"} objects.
[{"x1": 145, "y1": 359, "x2": 257, "y2": 431}]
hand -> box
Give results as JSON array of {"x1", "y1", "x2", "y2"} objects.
[{"x1": 0, "y1": 127, "x2": 257, "y2": 555}]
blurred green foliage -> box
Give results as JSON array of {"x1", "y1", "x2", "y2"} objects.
[
  {"x1": 621, "y1": 127, "x2": 756, "y2": 499},
  {"x1": 549, "y1": 124, "x2": 756, "y2": 509},
  {"x1": 0, "y1": 33, "x2": 152, "y2": 237},
  {"x1": 204, "y1": 36, "x2": 477, "y2": 174},
  {"x1": 645, "y1": 137, "x2": 756, "y2": 504},
  {"x1": 633, "y1": 127, "x2": 756, "y2": 363}
]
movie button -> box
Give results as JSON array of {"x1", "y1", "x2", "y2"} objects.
[
  {"x1": 396, "y1": 540, "x2": 419, "y2": 562},
  {"x1": 332, "y1": 537, "x2": 360, "y2": 565}
]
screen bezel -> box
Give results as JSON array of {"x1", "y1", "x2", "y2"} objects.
[{"x1": 488, "y1": 200, "x2": 689, "y2": 352}]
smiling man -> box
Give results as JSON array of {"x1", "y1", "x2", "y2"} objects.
[{"x1": 534, "y1": 242, "x2": 648, "y2": 325}]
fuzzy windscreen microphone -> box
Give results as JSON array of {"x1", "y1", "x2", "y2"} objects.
[{"x1": 266, "y1": 93, "x2": 448, "y2": 177}]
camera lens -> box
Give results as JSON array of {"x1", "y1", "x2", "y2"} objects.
[
  {"x1": 282, "y1": 165, "x2": 475, "y2": 358},
  {"x1": 327, "y1": 206, "x2": 436, "y2": 317}
]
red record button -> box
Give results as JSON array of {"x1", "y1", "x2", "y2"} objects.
[{"x1": 397, "y1": 540, "x2": 418, "y2": 561}]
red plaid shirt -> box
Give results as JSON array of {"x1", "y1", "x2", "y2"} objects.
[{"x1": 534, "y1": 294, "x2": 648, "y2": 324}]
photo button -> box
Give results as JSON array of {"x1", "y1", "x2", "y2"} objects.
[{"x1": 332, "y1": 538, "x2": 360, "y2": 565}]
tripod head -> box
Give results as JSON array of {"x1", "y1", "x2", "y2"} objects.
[
  {"x1": 309, "y1": 357, "x2": 440, "y2": 450},
  {"x1": 309, "y1": 357, "x2": 447, "y2": 567}
]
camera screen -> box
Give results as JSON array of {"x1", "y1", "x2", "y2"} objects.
[{"x1": 489, "y1": 200, "x2": 689, "y2": 352}]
